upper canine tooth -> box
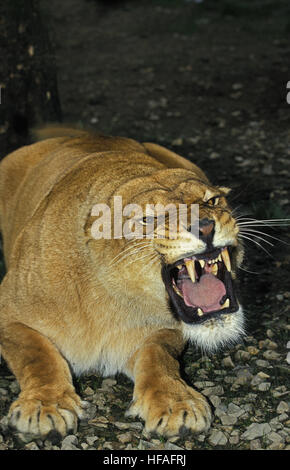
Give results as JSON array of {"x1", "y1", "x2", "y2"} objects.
[
  {"x1": 185, "y1": 260, "x2": 195, "y2": 283},
  {"x1": 221, "y1": 248, "x2": 231, "y2": 272}
]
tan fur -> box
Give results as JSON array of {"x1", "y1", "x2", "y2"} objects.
[{"x1": 0, "y1": 128, "x2": 242, "y2": 439}]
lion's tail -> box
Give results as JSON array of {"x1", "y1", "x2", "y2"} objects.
[{"x1": 31, "y1": 124, "x2": 89, "y2": 142}]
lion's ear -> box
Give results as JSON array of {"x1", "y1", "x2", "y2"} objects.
[{"x1": 218, "y1": 186, "x2": 231, "y2": 196}]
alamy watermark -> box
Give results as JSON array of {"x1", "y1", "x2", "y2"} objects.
[
  {"x1": 90, "y1": 197, "x2": 199, "y2": 240},
  {"x1": 287, "y1": 81, "x2": 290, "y2": 105}
]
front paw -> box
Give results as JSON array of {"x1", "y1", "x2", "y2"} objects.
[
  {"x1": 8, "y1": 389, "x2": 83, "y2": 439},
  {"x1": 126, "y1": 377, "x2": 212, "y2": 437}
]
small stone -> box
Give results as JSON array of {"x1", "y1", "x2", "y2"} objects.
[
  {"x1": 229, "y1": 435, "x2": 239, "y2": 445},
  {"x1": 222, "y1": 356, "x2": 235, "y2": 368},
  {"x1": 250, "y1": 439, "x2": 262, "y2": 450},
  {"x1": 227, "y1": 403, "x2": 245, "y2": 417},
  {"x1": 278, "y1": 413, "x2": 288, "y2": 422},
  {"x1": 258, "y1": 382, "x2": 271, "y2": 391},
  {"x1": 267, "y1": 432, "x2": 285, "y2": 444},
  {"x1": 86, "y1": 436, "x2": 99, "y2": 446},
  {"x1": 241, "y1": 423, "x2": 271, "y2": 440},
  {"x1": 202, "y1": 385, "x2": 224, "y2": 397},
  {"x1": 235, "y1": 350, "x2": 251, "y2": 361},
  {"x1": 208, "y1": 429, "x2": 228, "y2": 446},
  {"x1": 267, "y1": 442, "x2": 285, "y2": 450},
  {"x1": 164, "y1": 442, "x2": 184, "y2": 450},
  {"x1": 117, "y1": 432, "x2": 132, "y2": 444},
  {"x1": 194, "y1": 381, "x2": 215, "y2": 389},
  {"x1": 219, "y1": 413, "x2": 238, "y2": 426},
  {"x1": 9, "y1": 381, "x2": 20, "y2": 394},
  {"x1": 255, "y1": 359, "x2": 271, "y2": 368},
  {"x1": 61, "y1": 435, "x2": 79, "y2": 450},
  {"x1": 232, "y1": 83, "x2": 243, "y2": 90},
  {"x1": 171, "y1": 138, "x2": 183, "y2": 146},
  {"x1": 209, "y1": 395, "x2": 221, "y2": 408},
  {"x1": 277, "y1": 401, "x2": 289, "y2": 414},
  {"x1": 246, "y1": 346, "x2": 259, "y2": 355},
  {"x1": 24, "y1": 441, "x2": 39, "y2": 450},
  {"x1": 114, "y1": 422, "x2": 130, "y2": 430},
  {"x1": 101, "y1": 378, "x2": 117, "y2": 389},
  {"x1": 263, "y1": 350, "x2": 281, "y2": 361},
  {"x1": 83, "y1": 386, "x2": 94, "y2": 396}
]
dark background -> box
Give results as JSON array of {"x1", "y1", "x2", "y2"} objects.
[{"x1": 0, "y1": 0, "x2": 289, "y2": 450}]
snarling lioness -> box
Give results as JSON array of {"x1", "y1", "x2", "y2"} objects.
[{"x1": 0, "y1": 127, "x2": 244, "y2": 439}]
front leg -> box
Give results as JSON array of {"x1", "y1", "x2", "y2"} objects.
[
  {"x1": 0, "y1": 322, "x2": 83, "y2": 439},
  {"x1": 125, "y1": 329, "x2": 212, "y2": 437}
]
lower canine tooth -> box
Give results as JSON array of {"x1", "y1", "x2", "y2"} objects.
[
  {"x1": 221, "y1": 298, "x2": 230, "y2": 309},
  {"x1": 197, "y1": 308, "x2": 204, "y2": 317},
  {"x1": 173, "y1": 284, "x2": 183, "y2": 298}
]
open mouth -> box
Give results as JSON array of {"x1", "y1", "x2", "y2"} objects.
[{"x1": 162, "y1": 247, "x2": 239, "y2": 324}]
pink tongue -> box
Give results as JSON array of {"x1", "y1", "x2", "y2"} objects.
[{"x1": 180, "y1": 273, "x2": 226, "y2": 313}]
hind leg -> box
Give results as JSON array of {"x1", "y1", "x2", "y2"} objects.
[{"x1": 1, "y1": 321, "x2": 83, "y2": 439}]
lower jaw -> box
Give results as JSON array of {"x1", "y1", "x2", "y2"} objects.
[{"x1": 181, "y1": 306, "x2": 245, "y2": 353}]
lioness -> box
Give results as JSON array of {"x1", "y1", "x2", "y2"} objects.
[{"x1": 0, "y1": 127, "x2": 244, "y2": 439}]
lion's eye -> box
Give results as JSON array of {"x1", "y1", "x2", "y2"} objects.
[
  {"x1": 207, "y1": 196, "x2": 219, "y2": 206},
  {"x1": 140, "y1": 216, "x2": 156, "y2": 225}
]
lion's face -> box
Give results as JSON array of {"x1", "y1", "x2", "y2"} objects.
[{"x1": 97, "y1": 169, "x2": 245, "y2": 351}]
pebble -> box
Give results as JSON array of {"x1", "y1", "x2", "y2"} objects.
[
  {"x1": 241, "y1": 423, "x2": 271, "y2": 440},
  {"x1": 24, "y1": 441, "x2": 39, "y2": 450},
  {"x1": 208, "y1": 430, "x2": 228, "y2": 446},
  {"x1": 117, "y1": 432, "x2": 133, "y2": 444},
  {"x1": 101, "y1": 378, "x2": 117, "y2": 389},
  {"x1": 222, "y1": 356, "x2": 235, "y2": 368},
  {"x1": 277, "y1": 401, "x2": 289, "y2": 414},
  {"x1": 202, "y1": 385, "x2": 224, "y2": 397},
  {"x1": 61, "y1": 435, "x2": 79, "y2": 451},
  {"x1": 85, "y1": 436, "x2": 99, "y2": 446},
  {"x1": 171, "y1": 138, "x2": 183, "y2": 146},
  {"x1": 263, "y1": 350, "x2": 281, "y2": 361}
]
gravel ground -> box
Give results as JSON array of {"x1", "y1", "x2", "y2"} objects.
[{"x1": 0, "y1": 0, "x2": 289, "y2": 451}]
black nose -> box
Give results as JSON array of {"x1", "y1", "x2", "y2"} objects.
[
  {"x1": 198, "y1": 218, "x2": 215, "y2": 244},
  {"x1": 188, "y1": 218, "x2": 215, "y2": 243}
]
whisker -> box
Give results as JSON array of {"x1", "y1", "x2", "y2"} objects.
[
  {"x1": 238, "y1": 234, "x2": 273, "y2": 257},
  {"x1": 125, "y1": 251, "x2": 156, "y2": 267},
  {"x1": 239, "y1": 227, "x2": 289, "y2": 245},
  {"x1": 238, "y1": 265, "x2": 259, "y2": 275},
  {"x1": 238, "y1": 230, "x2": 274, "y2": 246},
  {"x1": 109, "y1": 240, "x2": 153, "y2": 266},
  {"x1": 139, "y1": 253, "x2": 160, "y2": 274}
]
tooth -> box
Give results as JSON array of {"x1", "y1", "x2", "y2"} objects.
[
  {"x1": 212, "y1": 263, "x2": 218, "y2": 275},
  {"x1": 221, "y1": 298, "x2": 230, "y2": 309},
  {"x1": 173, "y1": 284, "x2": 183, "y2": 298},
  {"x1": 218, "y1": 254, "x2": 222, "y2": 262},
  {"x1": 197, "y1": 308, "x2": 204, "y2": 317},
  {"x1": 177, "y1": 264, "x2": 183, "y2": 270},
  {"x1": 185, "y1": 260, "x2": 195, "y2": 283},
  {"x1": 221, "y1": 248, "x2": 231, "y2": 272},
  {"x1": 198, "y1": 259, "x2": 205, "y2": 268}
]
